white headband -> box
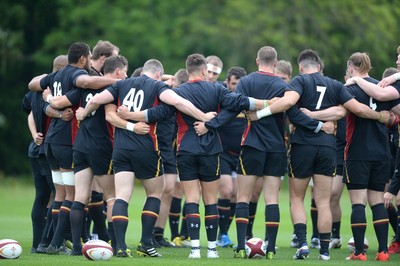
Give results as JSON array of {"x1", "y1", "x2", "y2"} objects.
[{"x1": 207, "y1": 63, "x2": 222, "y2": 75}]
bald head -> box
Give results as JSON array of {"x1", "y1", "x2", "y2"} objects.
[{"x1": 53, "y1": 55, "x2": 68, "y2": 72}]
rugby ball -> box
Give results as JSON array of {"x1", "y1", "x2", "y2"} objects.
[
  {"x1": 82, "y1": 240, "x2": 113, "y2": 261},
  {"x1": 0, "y1": 239, "x2": 22, "y2": 259},
  {"x1": 245, "y1": 237, "x2": 266, "y2": 259},
  {"x1": 347, "y1": 237, "x2": 369, "y2": 253}
]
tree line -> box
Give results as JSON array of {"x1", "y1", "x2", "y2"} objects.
[{"x1": 1, "y1": 0, "x2": 399, "y2": 176}]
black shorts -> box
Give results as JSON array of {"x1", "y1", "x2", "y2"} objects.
[
  {"x1": 45, "y1": 143, "x2": 73, "y2": 170},
  {"x1": 159, "y1": 147, "x2": 177, "y2": 174},
  {"x1": 288, "y1": 144, "x2": 336, "y2": 178},
  {"x1": 336, "y1": 164, "x2": 344, "y2": 177},
  {"x1": 112, "y1": 148, "x2": 163, "y2": 179},
  {"x1": 73, "y1": 150, "x2": 113, "y2": 176},
  {"x1": 220, "y1": 151, "x2": 239, "y2": 175},
  {"x1": 237, "y1": 146, "x2": 286, "y2": 177},
  {"x1": 343, "y1": 160, "x2": 391, "y2": 191},
  {"x1": 177, "y1": 154, "x2": 220, "y2": 182}
]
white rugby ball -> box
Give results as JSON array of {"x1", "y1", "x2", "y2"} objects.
[
  {"x1": 82, "y1": 239, "x2": 113, "y2": 261},
  {"x1": 245, "y1": 237, "x2": 266, "y2": 259},
  {"x1": 347, "y1": 237, "x2": 369, "y2": 253},
  {"x1": 0, "y1": 239, "x2": 22, "y2": 259}
]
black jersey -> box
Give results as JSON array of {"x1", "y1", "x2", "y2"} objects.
[
  {"x1": 73, "y1": 88, "x2": 114, "y2": 156},
  {"x1": 345, "y1": 77, "x2": 400, "y2": 161},
  {"x1": 107, "y1": 74, "x2": 169, "y2": 151},
  {"x1": 235, "y1": 71, "x2": 286, "y2": 152},
  {"x1": 287, "y1": 72, "x2": 353, "y2": 149},
  {"x1": 22, "y1": 91, "x2": 51, "y2": 157},
  {"x1": 218, "y1": 113, "x2": 246, "y2": 155},
  {"x1": 172, "y1": 80, "x2": 250, "y2": 155},
  {"x1": 40, "y1": 65, "x2": 86, "y2": 145}
]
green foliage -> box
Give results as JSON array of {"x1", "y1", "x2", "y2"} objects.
[{"x1": 1, "y1": 0, "x2": 400, "y2": 175}]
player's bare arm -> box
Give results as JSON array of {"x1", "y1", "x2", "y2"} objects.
[
  {"x1": 300, "y1": 105, "x2": 347, "y2": 121},
  {"x1": 345, "y1": 76, "x2": 400, "y2": 101},
  {"x1": 342, "y1": 98, "x2": 389, "y2": 123},
  {"x1": 28, "y1": 74, "x2": 48, "y2": 92},
  {"x1": 75, "y1": 75, "x2": 118, "y2": 90},
  {"x1": 104, "y1": 103, "x2": 149, "y2": 135},
  {"x1": 43, "y1": 88, "x2": 73, "y2": 109}
]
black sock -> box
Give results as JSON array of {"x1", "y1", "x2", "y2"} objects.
[
  {"x1": 331, "y1": 221, "x2": 341, "y2": 238},
  {"x1": 319, "y1": 232, "x2": 331, "y2": 255},
  {"x1": 217, "y1": 199, "x2": 230, "y2": 235},
  {"x1": 51, "y1": 200, "x2": 72, "y2": 247},
  {"x1": 310, "y1": 199, "x2": 318, "y2": 239},
  {"x1": 351, "y1": 204, "x2": 366, "y2": 255},
  {"x1": 180, "y1": 202, "x2": 188, "y2": 238},
  {"x1": 107, "y1": 222, "x2": 116, "y2": 252},
  {"x1": 235, "y1": 202, "x2": 249, "y2": 250},
  {"x1": 169, "y1": 197, "x2": 182, "y2": 239},
  {"x1": 186, "y1": 203, "x2": 200, "y2": 241},
  {"x1": 265, "y1": 204, "x2": 279, "y2": 252},
  {"x1": 153, "y1": 227, "x2": 164, "y2": 242},
  {"x1": 140, "y1": 197, "x2": 161, "y2": 246},
  {"x1": 397, "y1": 206, "x2": 400, "y2": 243},
  {"x1": 112, "y1": 199, "x2": 129, "y2": 250},
  {"x1": 205, "y1": 204, "x2": 219, "y2": 242},
  {"x1": 51, "y1": 201, "x2": 63, "y2": 234},
  {"x1": 294, "y1": 223, "x2": 307, "y2": 248},
  {"x1": 246, "y1": 201, "x2": 257, "y2": 239},
  {"x1": 88, "y1": 191, "x2": 109, "y2": 242},
  {"x1": 228, "y1": 202, "x2": 236, "y2": 230},
  {"x1": 70, "y1": 201, "x2": 85, "y2": 251},
  {"x1": 39, "y1": 207, "x2": 53, "y2": 246},
  {"x1": 387, "y1": 203, "x2": 398, "y2": 234},
  {"x1": 371, "y1": 203, "x2": 389, "y2": 252}
]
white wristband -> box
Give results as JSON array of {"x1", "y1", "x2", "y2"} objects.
[
  {"x1": 256, "y1": 106, "x2": 272, "y2": 119},
  {"x1": 126, "y1": 122, "x2": 135, "y2": 132},
  {"x1": 46, "y1": 95, "x2": 53, "y2": 103},
  {"x1": 394, "y1": 73, "x2": 400, "y2": 81}
]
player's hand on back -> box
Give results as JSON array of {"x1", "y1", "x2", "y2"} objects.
[
  {"x1": 321, "y1": 121, "x2": 335, "y2": 135},
  {"x1": 117, "y1": 105, "x2": 130, "y2": 120},
  {"x1": 193, "y1": 121, "x2": 208, "y2": 136},
  {"x1": 246, "y1": 110, "x2": 259, "y2": 121},
  {"x1": 133, "y1": 122, "x2": 150, "y2": 135},
  {"x1": 204, "y1": 111, "x2": 217, "y2": 121},
  {"x1": 74, "y1": 107, "x2": 86, "y2": 121}
]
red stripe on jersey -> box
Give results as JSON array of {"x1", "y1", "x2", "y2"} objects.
[
  {"x1": 71, "y1": 104, "x2": 80, "y2": 144},
  {"x1": 241, "y1": 120, "x2": 251, "y2": 146},
  {"x1": 344, "y1": 113, "x2": 355, "y2": 160},
  {"x1": 106, "y1": 121, "x2": 114, "y2": 147},
  {"x1": 149, "y1": 96, "x2": 161, "y2": 151},
  {"x1": 176, "y1": 111, "x2": 188, "y2": 152},
  {"x1": 43, "y1": 115, "x2": 51, "y2": 139},
  {"x1": 257, "y1": 71, "x2": 276, "y2": 76}
]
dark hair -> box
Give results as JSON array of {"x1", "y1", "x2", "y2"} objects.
[
  {"x1": 68, "y1": 42, "x2": 90, "y2": 64},
  {"x1": 174, "y1": 69, "x2": 189, "y2": 85},
  {"x1": 382, "y1": 67, "x2": 399, "y2": 79},
  {"x1": 131, "y1": 67, "x2": 143, "y2": 77},
  {"x1": 103, "y1": 55, "x2": 128, "y2": 74},
  {"x1": 91, "y1": 40, "x2": 119, "y2": 60},
  {"x1": 227, "y1": 66, "x2": 246, "y2": 81},
  {"x1": 186, "y1": 54, "x2": 207, "y2": 74},
  {"x1": 297, "y1": 49, "x2": 322, "y2": 68}
]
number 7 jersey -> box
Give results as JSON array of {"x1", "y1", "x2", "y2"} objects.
[{"x1": 287, "y1": 72, "x2": 353, "y2": 148}]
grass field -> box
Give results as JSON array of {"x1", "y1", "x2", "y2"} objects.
[{"x1": 0, "y1": 177, "x2": 399, "y2": 265}]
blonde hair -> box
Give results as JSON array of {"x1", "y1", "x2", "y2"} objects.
[{"x1": 347, "y1": 52, "x2": 371, "y2": 74}]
